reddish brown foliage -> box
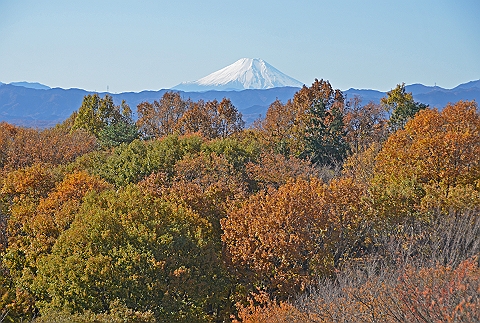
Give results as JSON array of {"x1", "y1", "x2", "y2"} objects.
[
  {"x1": 0, "y1": 122, "x2": 96, "y2": 171},
  {"x1": 344, "y1": 97, "x2": 387, "y2": 154},
  {"x1": 396, "y1": 258, "x2": 480, "y2": 322},
  {"x1": 246, "y1": 152, "x2": 318, "y2": 190},
  {"x1": 222, "y1": 177, "x2": 367, "y2": 299},
  {"x1": 239, "y1": 258, "x2": 479, "y2": 323},
  {"x1": 137, "y1": 93, "x2": 244, "y2": 140},
  {"x1": 233, "y1": 291, "x2": 307, "y2": 323}
]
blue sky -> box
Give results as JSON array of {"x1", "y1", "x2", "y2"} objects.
[{"x1": 1, "y1": 0, "x2": 479, "y2": 93}]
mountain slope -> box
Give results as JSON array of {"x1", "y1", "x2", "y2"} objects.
[
  {"x1": 173, "y1": 58, "x2": 304, "y2": 91},
  {"x1": 453, "y1": 80, "x2": 480, "y2": 90},
  {"x1": 344, "y1": 80, "x2": 480, "y2": 107},
  {"x1": 10, "y1": 82, "x2": 51, "y2": 90},
  {"x1": 0, "y1": 84, "x2": 88, "y2": 127}
]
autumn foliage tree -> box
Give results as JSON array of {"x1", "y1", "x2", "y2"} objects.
[
  {"x1": 257, "y1": 79, "x2": 347, "y2": 166},
  {"x1": 0, "y1": 122, "x2": 18, "y2": 169},
  {"x1": 0, "y1": 169, "x2": 110, "y2": 321},
  {"x1": 136, "y1": 92, "x2": 189, "y2": 139},
  {"x1": 177, "y1": 98, "x2": 246, "y2": 139},
  {"x1": 212, "y1": 98, "x2": 245, "y2": 138},
  {"x1": 176, "y1": 100, "x2": 214, "y2": 137},
  {"x1": 0, "y1": 122, "x2": 96, "y2": 171},
  {"x1": 344, "y1": 96, "x2": 387, "y2": 154},
  {"x1": 372, "y1": 100, "x2": 480, "y2": 218},
  {"x1": 232, "y1": 291, "x2": 307, "y2": 323},
  {"x1": 222, "y1": 178, "x2": 328, "y2": 298},
  {"x1": 141, "y1": 150, "x2": 248, "y2": 243},
  {"x1": 246, "y1": 152, "x2": 318, "y2": 191},
  {"x1": 222, "y1": 177, "x2": 367, "y2": 299},
  {"x1": 255, "y1": 99, "x2": 297, "y2": 155},
  {"x1": 0, "y1": 163, "x2": 61, "y2": 319},
  {"x1": 137, "y1": 93, "x2": 244, "y2": 140}
]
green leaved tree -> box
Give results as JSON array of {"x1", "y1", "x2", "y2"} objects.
[
  {"x1": 381, "y1": 83, "x2": 428, "y2": 132},
  {"x1": 72, "y1": 94, "x2": 138, "y2": 147},
  {"x1": 34, "y1": 185, "x2": 231, "y2": 322}
]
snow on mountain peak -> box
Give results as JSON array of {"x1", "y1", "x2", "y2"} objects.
[{"x1": 173, "y1": 58, "x2": 303, "y2": 92}]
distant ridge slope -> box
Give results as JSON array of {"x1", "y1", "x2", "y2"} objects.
[
  {"x1": 173, "y1": 58, "x2": 304, "y2": 92},
  {"x1": 10, "y1": 82, "x2": 51, "y2": 90}
]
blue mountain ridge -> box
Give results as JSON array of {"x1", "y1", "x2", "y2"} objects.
[
  {"x1": 0, "y1": 81, "x2": 478, "y2": 128},
  {"x1": 10, "y1": 82, "x2": 51, "y2": 90}
]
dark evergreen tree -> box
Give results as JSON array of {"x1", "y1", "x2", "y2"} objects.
[
  {"x1": 302, "y1": 101, "x2": 349, "y2": 166},
  {"x1": 98, "y1": 101, "x2": 138, "y2": 148}
]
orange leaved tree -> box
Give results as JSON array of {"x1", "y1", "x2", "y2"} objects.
[
  {"x1": 221, "y1": 177, "x2": 367, "y2": 299},
  {"x1": 372, "y1": 100, "x2": 480, "y2": 219}
]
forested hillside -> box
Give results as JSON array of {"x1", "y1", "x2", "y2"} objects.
[{"x1": 0, "y1": 80, "x2": 478, "y2": 322}]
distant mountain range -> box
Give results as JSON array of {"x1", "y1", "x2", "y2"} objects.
[
  {"x1": 0, "y1": 83, "x2": 300, "y2": 127},
  {"x1": 1, "y1": 59, "x2": 479, "y2": 128},
  {"x1": 344, "y1": 80, "x2": 480, "y2": 110}
]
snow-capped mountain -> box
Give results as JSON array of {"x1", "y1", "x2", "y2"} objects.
[{"x1": 173, "y1": 58, "x2": 304, "y2": 92}]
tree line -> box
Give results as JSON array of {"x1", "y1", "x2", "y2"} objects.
[{"x1": 0, "y1": 80, "x2": 478, "y2": 322}]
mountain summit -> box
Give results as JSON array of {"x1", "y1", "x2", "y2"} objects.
[{"x1": 173, "y1": 58, "x2": 304, "y2": 92}]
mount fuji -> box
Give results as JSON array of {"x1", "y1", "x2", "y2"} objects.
[{"x1": 173, "y1": 58, "x2": 304, "y2": 92}]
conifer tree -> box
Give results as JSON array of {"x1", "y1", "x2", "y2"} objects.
[{"x1": 303, "y1": 101, "x2": 348, "y2": 166}]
